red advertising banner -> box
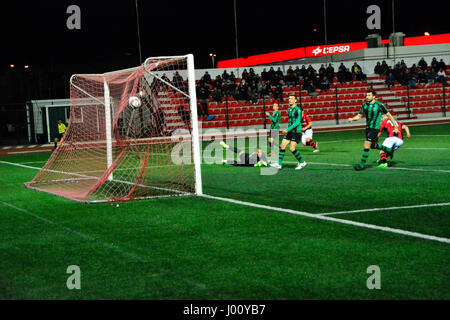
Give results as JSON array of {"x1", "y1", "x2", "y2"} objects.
[
  {"x1": 306, "y1": 42, "x2": 367, "y2": 57},
  {"x1": 404, "y1": 33, "x2": 450, "y2": 46},
  {"x1": 218, "y1": 47, "x2": 306, "y2": 69},
  {"x1": 217, "y1": 33, "x2": 450, "y2": 68}
]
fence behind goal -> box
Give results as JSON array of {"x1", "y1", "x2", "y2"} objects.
[{"x1": 25, "y1": 55, "x2": 202, "y2": 202}]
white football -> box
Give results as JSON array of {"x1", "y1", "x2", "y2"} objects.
[{"x1": 128, "y1": 96, "x2": 141, "y2": 108}]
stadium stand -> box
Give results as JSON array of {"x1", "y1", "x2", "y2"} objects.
[{"x1": 195, "y1": 61, "x2": 448, "y2": 129}]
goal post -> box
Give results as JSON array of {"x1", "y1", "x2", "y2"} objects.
[
  {"x1": 187, "y1": 54, "x2": 202, "y2": 196},
  {"x1": 25, "y1": 54, "x2": 202, "y2": 202},
  {"x1": 103, "y1": 78, "x2": 113, "y2": 181}
]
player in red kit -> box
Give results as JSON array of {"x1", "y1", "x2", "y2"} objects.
[
  {"x1": 377, "y1": 114, "x2": 411, "y2": 167},
  {"x1": 301, "y1": 111, "x2": 319, "y2": 152}
]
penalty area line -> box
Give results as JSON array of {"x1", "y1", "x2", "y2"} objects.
[
  {"x1": 200, "y1": 194, "x2": 450, "y2": 244},
  {"x1": 318, "y1": 202, "x2": 450, "y2": 216}
]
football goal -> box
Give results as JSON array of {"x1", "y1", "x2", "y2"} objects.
[{"x1": 25, "y1": 55, "x2": 202, "y2": 202}]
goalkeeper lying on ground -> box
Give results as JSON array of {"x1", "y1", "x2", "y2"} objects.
[{"x1": 220, "y1": 141, "x2": 268, "y2": 167}]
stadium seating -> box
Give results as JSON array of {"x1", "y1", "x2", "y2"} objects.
[{"x1": 198, "y1": 67, "x2": 449, "y2": 129}]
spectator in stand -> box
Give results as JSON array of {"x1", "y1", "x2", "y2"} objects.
[
  {"x1": 417, "y1": 69, "x2": 427, "y2": 84},
  {"x1": 211, "y1": 87, "x2": 223, "y2": 103},
  {"x1": 303, "y1": 76, "x2": 315, "y2": 95},
  {"x1": 437, "y1": 68, "x2": 447, "y2": 84},
  {"x1": 229, "y1": 71, "x2": 236, "y2": 84},
  {"x1": 307, "y1": 64, "x2": 316, "y2": 74},
  {"x1": 242, "y1": 69, "x2": 249, "y2": 82},
  {"x1": 249, "y1": 68, "x2": 256, "y2": 80},
  {"x1": 355, "y1": 68, "x2": 367, "y2": 82},
  {"x1": 267, "y1": 67, "x2": 275, "y2": 84},
  {"x1": 222, "y1": 70, "x2": 230, "y2": 83},
  {"x1": 287, "y1": 66, "x2": 294, "y2": 76},
  {"x1": 275, "y1": 67, "x2": 284, "y2": 82},
  {"x1": 385, "y1": 72, "x2": 395, "y2": 89},
  {"x1": 337, "y1": 68, "x2": 346, "y2": 84},
  {"x1": 161, "y1": 73, "x2": 170, "y2": 89},
  {"x1": 431, "y1": 57, "x2": 439, "y2": 71},
  {"x1": 319, "y1": 64, "x2": 326, "y2": 75},
  {"x1": 299, "y1": 65, "x2": 307, "y2": 80},
  {"x1": 222, "y1": 81, "x2": 233, "y2": 96},
  {"x1": 196, "y1": 85, "x2": 210, "y2": 117},
  {"x1": 254, "y1": 73, "x2": 261, "y2": 85},
  {"x1": 247, "y1": 87, "x2": 259, "y2": 104},
  {"x1": 172, "y1": 71, "x2": 183, "y2": 84},
  {"x1": 427, "y1": 68, "x2": 437, "y2": 84},
  {"x1": 397, "y1": 71, "x2": 406, "y2": 86},
  {"x1": 294, "y1": 66, "x2": 302, "y2": 80},
  {"x1": 338, "y1": 63, "x2": 347, "y2": 73},
  {"x1": 238, "y1": 83, "x2": 247, "y2": 101},
  {"x1": 273, "y1": 84, "x2": 283, "y2": 102},
  {"x1": 319, "y1": 76, "x2": 330, "y2": 92},
  {"x1": 203, "y1": 71, "x2": 212, "y2": 84},
  {"x1": 405, "y1": 69, "x2": 418, "y2": 88},
  {"x1": 255, "y1": 79, "x2": 263, "y2": 95},
  {"x1": 285, "y1": 67, "x2": 296, "y2": 86},
  {"x1": 374, "y1": 62, "x2": 382, "y2": 75},
  {"x1": 438, "y1": 59, "x2": 447, "y2": 71},
  {"x1": 308, "y1": 71, "x2": 319, "y2": 88},
  {"x1": 326, "y1": 63, "x2": 335, "y2": 81},
  {"x1": 231, "y1": 85, "x2": 240, "y2": 100},
  {"x1": 318, "y1": 69, "x2": 325, "y2": 82},
  {"x1": 410, "y1": 64, "x2": 418, "y2": 77},
  {"x1": 261, "y1": 68, "x2": 269, "y2": 81},
  {"x1": 418, "y1": 57, "x2": 428, "y2": 71},
  {"x1": 400, "y1": 60, "x2": 407, "y2": 73},
  {"x1": 381, "y1": 60, "x2": 389, "y2": 75},
  {"x1": 262, "y1": 81, "x2": 272, "y2": 98},
  {"x1": 351, "y1": 62, "x2": 362, "y2": 77},
  {"x1": 213, "y1": 75, "x2": 223, "y2": 90},
  {"x1": 345, "y1": 68, "x2": 353, "y2": 82}
]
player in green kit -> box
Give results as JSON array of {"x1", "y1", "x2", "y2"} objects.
[
  {"x1": 348, "y1": 90, "x2": 398, "y2": 171},
  {"x1": 270, "y1": 94, "x2": 307, "y2": 170},
  {"x1": 266, "y1": 103, "x2": 281, "y2": 156}
]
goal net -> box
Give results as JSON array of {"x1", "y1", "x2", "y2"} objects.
[{"x1": 25, "y1": 55, "x2": 202, "y2": 202}]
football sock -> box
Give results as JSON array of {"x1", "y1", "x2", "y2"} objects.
[
  {"x1": 278, "y1": 149, "x2": 286, "y2": 165},
  {"x1": 376, "y1": 143, "x2": 392, "y2": 153},
  {"x1": 292, "y1": 150, "x2": 305, "y2": 163},
  {"x1": 308, "y1": 140, "x2": 317, "y2": 149},
  {"x1": 380, "y1": 153, "x2": 387, "y2": 163},
  {"x1": 359, "y1": 148, "x2": 370, "y2": 168}
]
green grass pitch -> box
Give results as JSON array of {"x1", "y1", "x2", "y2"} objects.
[{"x1": 0, "y1": 123, "x2": 449, "y2": 299}]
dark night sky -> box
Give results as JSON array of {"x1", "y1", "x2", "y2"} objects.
[{"x1": 1, "y1": 0, "x2": 450, "y2": 73}]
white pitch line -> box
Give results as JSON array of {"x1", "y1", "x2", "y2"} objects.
[
  {"x1": 318, "y1": 202, "x2": 450, "y2": 216},
  {"x1": 201, "y1": 194, "x2": 450, "y2": 244},
  {"x1": 405, "y1": 148, "x2": 449, "y2": 150}
]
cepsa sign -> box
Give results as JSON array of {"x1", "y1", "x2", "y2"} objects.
[{"x1": 306, "y1": 42, "x2": 367, "y2": 57}]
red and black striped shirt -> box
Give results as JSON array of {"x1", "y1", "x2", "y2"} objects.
[
  {"x1": 302, "y1": 114, "x2": 312, "y2": 129},
  {"x1": 379, "y1": 119, "x2": 403, "y2": 140}
]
